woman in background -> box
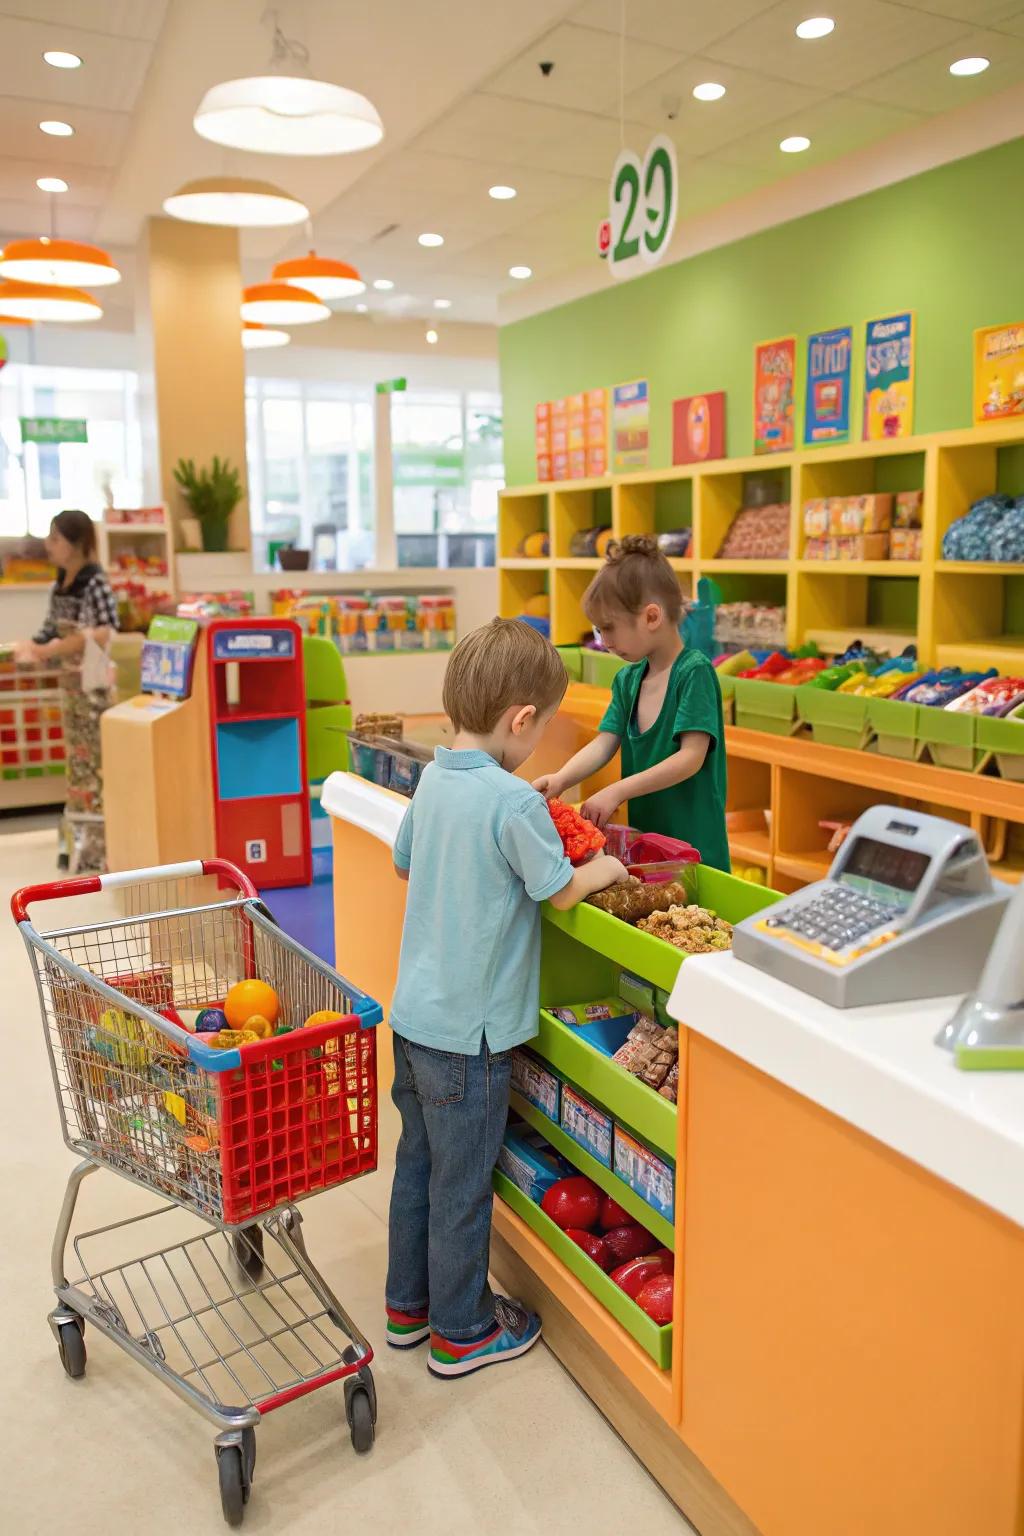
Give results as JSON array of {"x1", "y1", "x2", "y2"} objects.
[{"x1": 16, "y1": 509, "x2": 118, "y2": 872}]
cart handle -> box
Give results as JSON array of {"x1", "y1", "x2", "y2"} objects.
[{"x1": 10, "y1": 858, "x2": 259, "y2": 924}]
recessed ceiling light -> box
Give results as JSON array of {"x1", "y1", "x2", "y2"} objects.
[
  {"x1": 37, "y1": 177, "x2": 68, "y2": 193},
  {"x1": 489, "y1": 184, "x2": 517, "y2": 200},
  {"x1": 355, "y1": 303, "x2": 368, "y2": 312},
  {"x1": 425, "y1": 328, "x2": 438, "y2": 345},
  {"x1": 949, "y1": 56, "x2": 989, "y2": 76},
  {"x1": 43, "y1": 50, "x2": 82, "y2": 69},
  {"x1": 779, "y1": 135, "x2": 811, "y2": 153},
  {"x1": 692, "y1": 82, "x2": 726, "y2": 102},
  {"x1": 795, "y1": 17, "x2": 835, "y2": 40},
  {"x1": 39, "y1": 120, "x2": 73, "y2": 137},
  {"x1": 372, "y1": 278, "x2": 394, "y2": 290},
  {"x1": 434, "y1": 298, "x2": 452, "y2": 309},
  {"x1": 418, "y1": 232, "x2": 444, "y2": 247},
  {"x1": 508, "y1": 265, "x2": 532, "y2": 280}
]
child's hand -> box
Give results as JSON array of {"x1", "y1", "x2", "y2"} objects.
[
  {"x1": 580, "y1": 785, "x2": 623, "y2": 830},
  {"x1": 591, "y1": 854, "x2": 630, "y2": 888},
  {"x1": 531, "y1": 772, "x2": 564, "y2": 799}
]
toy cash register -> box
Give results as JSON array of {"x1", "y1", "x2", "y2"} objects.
[{"x1": 732, "y1": 806, "x2": 1010, "y2": 1008}]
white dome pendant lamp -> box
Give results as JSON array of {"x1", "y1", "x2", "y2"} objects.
[{"x1": 193, "y1": 14, "x2": 383, "y2": 157}]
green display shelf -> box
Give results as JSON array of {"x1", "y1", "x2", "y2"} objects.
[
  {"x1": 732, "y1": 677, "x2": 801, "y2": 735},
  {"x1": 796, "y1": 687, "x2": 873, "y2": 751},
  {"x1": 977, "y1": 707, "x2": 1024, "y2": 781},
  {"x1": 534, "y1": 1009, "x2": 676, "y2": 1160},
  {"x1": 510, "y1": 1088, "x2": 675, "y2": 1248},
  {"x1": 866, "y1": 696, "x2": 926, "y2": 760},
  {"x1": 493, "y1": 1169, "x2": 673, "y2": 1369},
  {"x1": 919, "y1": 706, "x2": 985, "y2": 771}
]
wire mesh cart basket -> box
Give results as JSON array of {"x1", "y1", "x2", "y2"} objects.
[{"x1": 13, "y1": 859, "x2": 383, "y2": 1526}]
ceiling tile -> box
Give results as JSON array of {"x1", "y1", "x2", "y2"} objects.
[
  {"x1": 620, "y1": 56, "x2": 829, "y2": 150},
  {"x1": 704, "y1": 0, "x2": 971, "y2": 92},
  {"x1": 996, "y1": 6, "x2": 1024, "y2": 32},
  {"x1": 0, "y1": 158, "x2": 111, "y2": 208},
  {"x1": 0, "y1": 98, "x2": 130, "y2": 170},
  {"x1": 417, "y1": 94, "x2": 651, "y2": 180},
  {"x1": 571, "y1": 0, "x2": 778, "y2": 56},
  {"x1": 892, "y1": 0, "x2": 1020, "y2": 20},
  {"x1": 0, "y1": 1, "x2": 168, "y2": 39},
  {"x1": 712, "y1": 94, "x2": 922, "y2": 170},
  {"x1": 852, "y1": 26, "x2": 1024, "y2": 110},
  {"x1": 0, "y1": 16, "x2": 158, "y2": 113},
  {"x1": 481, "y1": 20, "x2": 686, "y2": 113},
  {"x1": 0, "y1": 199, "x2": 99, "y2": 242}
]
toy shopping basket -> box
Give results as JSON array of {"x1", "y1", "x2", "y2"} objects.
[{"x1": 13, "y1": 859, "x2": 383, "y2": 1527}]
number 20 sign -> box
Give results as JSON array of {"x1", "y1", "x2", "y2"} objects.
[{"x1": 605, "y1": 134, "x2": 678, "y2": 282}]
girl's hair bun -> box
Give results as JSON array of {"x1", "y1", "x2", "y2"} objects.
[{"x1": 607, "y1": 534, "x2": 659, "y2": 562}]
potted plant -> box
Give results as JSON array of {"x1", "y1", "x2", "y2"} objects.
[{"x1": 172, "y1": 456, "x2": 243, "y2": 553}]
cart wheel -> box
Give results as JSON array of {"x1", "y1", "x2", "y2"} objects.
[
  {"x1": 57, "y1": 1319, "x2": 86, "y2": 1379},
  {"x1": 241, "y1": 1427, "x2": 256, "y2": 1503},
  {"x1": 217, "y1": 1444, "x2": 246, "y2": 1527},
  {"x1": 346, "y1": 1386, "x2": 375, "y2": 1453},
  {"x1": 232, "y1": 1226, "x2": 264, "y2": 1283}
]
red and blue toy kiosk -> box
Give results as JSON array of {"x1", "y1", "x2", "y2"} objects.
[{"x1": 206, "y1": 617, "x2": 312, "y2": 889}]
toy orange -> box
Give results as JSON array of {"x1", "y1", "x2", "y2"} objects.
[
  {"x1": 224, "y1": 978, "x2": 280, "y2": 1030},
  {"x1": 303, "y1": 1010, "x2": 347, "y2": 1030},
  {"x1": 244, "y1": 1014, "x2": 274, "y2": 1039}
]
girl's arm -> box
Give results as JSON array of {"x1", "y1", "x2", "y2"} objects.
[
  {"x1": 532, "y1": 730, "x2": 620, "y2": 799},
  {"x1": 582, "y1": 732, "x2": 711, "y2": 828}
]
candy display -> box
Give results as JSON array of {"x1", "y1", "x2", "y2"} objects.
[
  {"x1": 804, "y1": 532, "x2": 890, "y2": 561},
  {"x1": 637, "y1": 904, "x2": 733, "y2": 953},
  {"x1": 714, "y1": 601, "x2": 787, "y2": 651},
  {"x1": 601, "y1": 824, "x2": 700, "y2": 881},
  {"x1": 547, "y1": 798, "x2": 606, "y2": 864},
  {"x1": 941, "y1": 493, "x2": 1024, "y2": 562},
  {"x1": 611, "y1": 1015, "x2": 679, "y2": 1092},
  {"x1": 353, "y1": 712, "x2": 403, "y2": 739},
  {"x1": 945, "y1": 676, "x2": 1024, "y2": 716},
  {"x1": 717, "y1": 502, "x2": 790, "y2": 559},
  {"x1": 587, "y1": 877, "x2": 689, "y2": 922},
  {"x1": 803, "y1": 493, "x2": 893, "y2": 538}
]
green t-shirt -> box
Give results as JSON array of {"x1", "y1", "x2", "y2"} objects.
[{"x1": 600, "y1": 649, "x2": 730, "y2": 872}]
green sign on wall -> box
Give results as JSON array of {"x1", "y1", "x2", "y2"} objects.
[{"x1": 19, "y1": 416, "x2": 88, "y2": 445}]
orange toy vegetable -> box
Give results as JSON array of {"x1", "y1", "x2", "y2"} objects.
[
  {"x1": 547, "y1": 798, "x2": 606, "y2": 866},
  {"x1": 224, "y1": 978, "x2": 280, "y2": 1030}
]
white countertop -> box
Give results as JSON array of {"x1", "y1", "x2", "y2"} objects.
[
  {"x1": 321, "y1": 771, "x2": 404, "y2": 849},
  {"x1": 669, "y1": 954, "x2": 1024, "y2": 1229}
]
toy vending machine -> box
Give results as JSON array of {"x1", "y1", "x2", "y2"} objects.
[{"x1": 206, "y1": 616, "x2": 311, "y2": 889}]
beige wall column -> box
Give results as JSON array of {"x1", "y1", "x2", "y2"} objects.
[{"x1": 135, "y1": 216, "x2": 249, "y2": 550}]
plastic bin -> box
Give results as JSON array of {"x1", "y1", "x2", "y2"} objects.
[
  {"x1": 345, "y1": 732, "x2": 433, "y2": 796},
  {"x1": 919, "y1": 707, "x2": 985, "y2": 771},
  {"x1": 977, "y1": 705, "x2": 1024, "y2": 780},
  {"x1": 796, "y1": 687, "x2": 873, "y2": 750},
  {"x1": 581, "y1": 650, "x2": 626, "y2": 689},
  {"x1": 866, "y1": 697, "x2": 925, "y2": 760},
  {"x1": 732, "y1": 677, "x2": 801, "y2": 735}
]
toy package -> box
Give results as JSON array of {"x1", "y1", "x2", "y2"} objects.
[
  {"x1": 942, "y1": 494, "x2": 1024, "y2": 563},
  {"x1": 945, "y1": 676, "x2": 1024, "y2": 716}
]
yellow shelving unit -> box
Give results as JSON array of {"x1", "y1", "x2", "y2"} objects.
[{"x1": 499, "y1": 419, "x2": 1024, "y2": 663}]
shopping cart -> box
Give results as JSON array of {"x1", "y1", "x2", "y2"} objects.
[{"x1": 13, "y1": 859, "x2": 383, "y2": 1527}]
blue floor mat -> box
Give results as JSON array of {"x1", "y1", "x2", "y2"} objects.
[{"x1": 258, "y1": 847, "x2": 334, "y2": 966}]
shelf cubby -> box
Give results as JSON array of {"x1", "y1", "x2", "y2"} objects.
[
  {"x1": 614, "y1": 477, "x2": 694, "y2": 543},
  {"x1": 552, "y1": 486, "x2": 612, "y2": 559},
  {"x1": 792, "y1": 567, "x2": 918, "y2": 656},
  {"x1": 552, "y1": 564, "x2": 597, "y2": 646},
  {"x1": 498, "y1": 489, "x2": 548, "y2": 560},
  {"x1": 696, "y1": 463, "x2": 792, "y2": 562},
  {"x1": 499, "y1": 564, "x2": 549, "y2": 623}
]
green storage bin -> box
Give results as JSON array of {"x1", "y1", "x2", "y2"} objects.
[
  {"x1": 919, "y1": 707, "x2": 983, "y2": 771},
  {"x1": 796, "y1": 687, "x2": 873, "y2": 750},
  {"x1": 306, "y1": 702, "x2": 352, "y2": 780},
  {"x1": 493, "y1": 1170, "x2": 673, "y2": 1369},
  {"x1": 732, "y1": 677, "x2": 801, "y2": 736},
  {"x1": 866, "y1": 697, "x2": 925, "y2": 760},
  {"x1": 534, "y1": 1010, "x2": 676, "y2": 1160},
  {"x1": 582, "y1": 650, "x2": 626, "y2": 689},
  {"x1": 557, "y1": 646, "x2": 584, "y2": 683},
  {"x1": 976, "y1": 705, "x2": 1024, "y2": 781}
]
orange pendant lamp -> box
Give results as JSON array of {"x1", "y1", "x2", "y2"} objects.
[
  {"x1": 0, "y1": 279, "x2": 101, "y2": 322},
  {"x1": 0, "y1": 237, "x2": 121, "y2": 288},
  {"x1": 242, "y1": 321, "x2": 290, "y2": 350},
  {"x1": 240, "y1": 282, "x2": 329, "y2": 325},
  {"x1": 271, "y1": 250, "x2": 364, "y2": 300},
  {"x1": 0, "y1": 313, "x2": 33, "y2": 326}
]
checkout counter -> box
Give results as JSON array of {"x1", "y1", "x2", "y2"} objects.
[{"x1": 323, "y1": 733, "x2": 1024, "y2": 1536}]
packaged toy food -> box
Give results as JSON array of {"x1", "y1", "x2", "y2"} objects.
[
  {"x1": 587, "y1": 878, "x2": 689, "y2": 922},
  {"x1": 941, "y1": 494, "x2": 1024, "y2": 563},
  {"x1": 945, "y1": 676, "x2": 1024, "y2": 716},
  {"x1": 657, "y1": 528, "x2": 692, "y2": 557},
  {"x1": 893, "y1": 490, "x2": 924, "y2": 528},
  {"x1": 549, "y1": 997, "x2": 636, "y2": 1026},
  {"x1": 612, "y1": 1015, "x2": 678, "y2": 1088},
  {"x1": 636, "y1": 903, "x2": 733, "y2": 953},
  {"x1": 890, "y1": 528, "x2": 922, "y2": 560},
  {"x1": 717, "y1": 502, "x2": 791, "y2": 560},
  {"x1": 547, "y1": 798, "x2": 606, "y2": 864},
  {"x1": 568, "y1": 526, "x2": 613, "y2": 558},
  {"x1": 898, "y1": 669, "x2": 995, "y2": 707}
]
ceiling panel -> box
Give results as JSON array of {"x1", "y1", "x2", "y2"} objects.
[
  {"x1": 704, "y1": 0, "x2": 971, "y2": 92},
  {"x1": 894, "y1": 0, "x2": 1020, "y2": 21},
  {"x1": 712, "y1": 94, "x2": 923, "y2": 171},
  {"x1": 416, "y1": 94, "x2": 651, "y2": 180},
  {"x1": 480, "y1": 20, "x2": 684, "y2": 114},
  {"x1": 620, "y1": 57, "x2": 828, "y2": 151},
  {"x1": 998, "y1": 7, "x2": 1024, "y2": 33},
  {"x1": 0, "y1": 15, "x2": 160, "y2": 113},
  {"x1": 0, "y1": 98, "x2": 130, "y2": 170},
  {"x1": 571, "y1": 0, "x2": 777, "y2": 56},
  {"x1": 0, "y1": 196, "x2": 99, "y2": 242},
  {"x1": 0, "y1": 1, "x2": 167, "y2": 38},
  {"x1": 852, "y1": 26, "x2": 1024, "y2": 110}
]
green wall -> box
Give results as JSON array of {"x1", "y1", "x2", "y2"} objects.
[{"x1": 499, "y1": 138, "x2": 1024, "y2": 485}]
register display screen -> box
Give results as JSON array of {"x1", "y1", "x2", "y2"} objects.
[{"x1": 839, "y1": 836, "x2": 930, "y2": 899}]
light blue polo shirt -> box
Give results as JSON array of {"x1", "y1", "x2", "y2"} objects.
[{"x1": 390, "y1": 746, "x2": 573, "y2": 1055}]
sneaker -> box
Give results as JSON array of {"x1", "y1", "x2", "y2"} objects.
[
  {"x1": 428, "y1": 1297, "x2": 542, "y2": 1380},
  {"x1": 386, "y1": 1305, "x2": 430, "y2": 1349}
]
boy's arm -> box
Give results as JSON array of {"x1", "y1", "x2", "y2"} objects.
[
  {"x1": 532, "y1": 731, "x2": 620, "y2": 799},
  {"x1": 547, "y1": 853, "x2": 630, "y2": 910},
  {"x1": 392, "y1": 800, "x2": 414, "y2": 880},
  {"x1": 582, "y1": 733, "x2": 710, "y2": 828}
]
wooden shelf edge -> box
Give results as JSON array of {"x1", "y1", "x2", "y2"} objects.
[{"x1": 491, "y1": 1198, "x2": 674, "y2": 1416}]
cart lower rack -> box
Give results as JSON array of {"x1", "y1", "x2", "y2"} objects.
[{"x1": 15, "y1": 859, "x2": 384, "y2": 1527}]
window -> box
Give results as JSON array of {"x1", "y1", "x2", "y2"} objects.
[
  {"x1": 392, "y1": 389, "x2": 502, "y2": 568},
  {"x1": 245, "y1": 378, "x2": 375, "y2": 571},
  {"x1": 0, "y1": 364, "x2": 143, "y2": 537}
]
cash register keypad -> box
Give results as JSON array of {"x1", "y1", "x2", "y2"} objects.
[{"x1": 764, "y1": 887, "x2": 900, "y2": 953}]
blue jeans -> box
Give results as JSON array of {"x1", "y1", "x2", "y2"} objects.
[{"x1": 386, "y1": 1032, "x2": 512, "y2": 1340}]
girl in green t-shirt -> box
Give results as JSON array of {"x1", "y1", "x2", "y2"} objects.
[{"x1": 534, "y1": 535, "x2": 730, "y2": 872}]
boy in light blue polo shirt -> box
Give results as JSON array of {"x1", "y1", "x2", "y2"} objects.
[{"x1": 385, "y1": 618, "x2": 628, "y2": 1379}]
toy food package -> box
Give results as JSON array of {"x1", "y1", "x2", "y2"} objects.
[
  {"x1": 717, "y1": 503, "x2": 791, "y2": 560},
  {"x1": 588, "y1": 878, "x2": 688, "y2": 923},
  {"x1": 612, "y1": 1014, "x2": 678, "y2": 1089},
  {"x1": 945, "y1": 676, "x2": 1024, "y2": 716},
  {"x1": 569, "y1": 526, "x2": 613, "y2": 558},
  {"x1": 832, "y1": 493, "x2": 892, "y2": 535},
  {"x1": 560, "y1": 1084, "x2": 614, "y2": 1168},
  {"x1": 549, "y1": 997, "x2": 637, "y2": 1027},
  {"x1": 499, "y1": 1120, "x2": 575, "y2": 1202},
  {"x1": 890, "y1": 528, "x2": 923, "y2": 560},
  {"x1": 894, "y1": 490, "x2": 924, "y2": 529},
  {"x1": 613, "y1": 1128, "x2": 675, "y2": 1220},
  {"x1": 804, "y1": 532, "x2": 890, "y2": 561},
  {"x1": 636, "y1": 903, "x2": 733, "y2": 953},
  {"x1": 803, "y1": 499, "x2": 830, "y2": 538},
  {"x1": 547, "y1": 798, "x2": 606, "y2": 865},
  {"x1": 511, "y1": 1050, "x2": 560, "y2": 1119},
  {"x1": 900, "y1": 669, "x2": 993, "y2": 708}
]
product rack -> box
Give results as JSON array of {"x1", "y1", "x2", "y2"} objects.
[{"x1": 498, "y1": 419, "x2": 1024, "y2": 667}]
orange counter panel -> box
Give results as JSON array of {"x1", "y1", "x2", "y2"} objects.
[{"x1": 679, "y1": 1035, "x2": 1024, "y2": 1536}]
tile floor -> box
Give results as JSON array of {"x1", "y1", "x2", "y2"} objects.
[{"x1": 1, "y1": 819, "x2": 693, "y2": 1536}]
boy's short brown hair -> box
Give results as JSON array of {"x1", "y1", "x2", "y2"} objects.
[
  {"x1": 583, "y1": 534, "x2": 684, "y2": 627},
  {"x1": 442, "y1": 618, "x2": 567, "y2": 734}
]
